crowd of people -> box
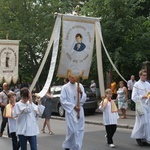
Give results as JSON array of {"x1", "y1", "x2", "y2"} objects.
[{"x1": 0, "y1": 69, "x2": 150, "y2": 150}]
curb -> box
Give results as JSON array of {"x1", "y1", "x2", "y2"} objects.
[
  {"x1": 95, "y1": 110, "x2": 135, "y2": 118},
  {"x1": 51, "y1": 116, "x2": 133, "y2": 129}
]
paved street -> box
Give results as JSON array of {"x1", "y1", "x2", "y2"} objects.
[
  {"x1": 0, "y1": 112, "x2": 150, "y2": 150},
  {"x1": 0, "y1": 119, "x2": 150, "y2": 150}
]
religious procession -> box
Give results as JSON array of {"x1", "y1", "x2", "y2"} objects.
[{"x1": 0, "y1": 0, "x2": 150, "y2": 150}]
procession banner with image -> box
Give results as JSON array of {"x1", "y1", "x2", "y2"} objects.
[
  {"x1": 0, "y1": 40, "x2": 19, "y2": 84},
  {"x1": 57, "y1": 15, "x2": 95, "y2": 79}
]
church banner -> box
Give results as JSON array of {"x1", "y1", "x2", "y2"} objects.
[
  {"x1": 57, "y1": 15, "x2": 95, "y2": 79},
  {"x1": 0, "y1": 40, "x2": 19, "y2": 84}
]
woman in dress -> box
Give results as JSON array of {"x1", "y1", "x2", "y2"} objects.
[
  {"x1": 41, "y1": 88, "x2": 54, "y2": 135},
  {"x1": 117, "y1": 81, "x2": 128, "y2": 119}
]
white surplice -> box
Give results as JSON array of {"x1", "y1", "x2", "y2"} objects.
[
  {"x1": 60, "y1": 82, "x2": 86, "y2": 150},
  {"x1": 13, "y1": 101, "x2": 45, "y2": 136},
  {"x1": 8, "y1": 106, "x2": 17, "y2": 133},
  {"x1": 99, "y1": 101, "x2": 119, "y2": 125},
  {"x1": 131, "y1": 80, "x2": 150, "y2": 142}
]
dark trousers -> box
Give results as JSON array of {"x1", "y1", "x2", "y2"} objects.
[
  {"x1": 11, "y1": 132, "x2": 20, "y2": 150},
  {"x1": 105, "y1": 124, "x2": 117, "y2": 144},
  {"x1": 0, "y1": 107, "x2": 8, "y2": 133},
  {"x1": 128, "y1": 90, "x2": 135, "y2": 110},
  {"x1": 18, "y1": 135, "x2": 37, "y2": 150}
]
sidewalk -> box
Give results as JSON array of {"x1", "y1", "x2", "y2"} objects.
[
  {"x1": 86, "y1": 100, "x2": 136, "y2": 129},
  {"x1": 51, "y1": 108, "x2": 136, "y2": 130},
  {"x1": 90, "y1": 108, "x2": 136, "y2": 129}
]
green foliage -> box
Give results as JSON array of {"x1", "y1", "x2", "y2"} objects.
[
  {"x1": 82, "y1": 0, "x2": 150, "y2": 81},
  {"x1": 0, "y1": 0, "x2": 58, "y2": 83},
  {"x1": 0, "y1": 0, "x2": 149, "y2": 86}
]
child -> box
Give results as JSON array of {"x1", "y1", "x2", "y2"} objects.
[
  {"x1": 3, "y1": 92, "x2": 20, "y2": 150},
  {"x1": 99, "y1": 88, "x2": 119, "y2": 148},
  {"x1": 13, "y1": 88, "x2": 45, "y2": 150}
]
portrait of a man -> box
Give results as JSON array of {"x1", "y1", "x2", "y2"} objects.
[{"x1": 73, "y1": 33, "x2": 86, "y2": 52}]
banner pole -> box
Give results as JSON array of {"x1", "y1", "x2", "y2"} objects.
[
  {"x1": 77, "y1": 78, "x2": 80, "y2": 119},
  {"x1": 95, "y1": 21, "x2": 105, "y2": 98}
]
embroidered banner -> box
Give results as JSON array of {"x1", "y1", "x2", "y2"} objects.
[
  {"x1": 0, "y1": 40, "x2": 19, "y2": 84},
  {"x1": 57, "y1": 15, "x2": 95, "y2": 79}
]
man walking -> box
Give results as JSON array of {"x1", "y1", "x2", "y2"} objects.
[
  {"x1": 127, "y1": 75, "x2": 136, "y2": 110},
  {"x1": 90, "y1": 80, "x2": 96, "y2": 93},
  {"x1": 0, "y1": 83, "x2": 11, "y2": 137},
  {"x1": 60, "y1": 74, "x2": 86, "y2": 150},
  {"x1": 131, "y1": 69, "x2": 150, "y2": 145}
]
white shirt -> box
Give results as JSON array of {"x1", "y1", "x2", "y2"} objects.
[
  {"x1": 13, "y1": 101, "x2": 45, "y2": 136},
  {"x1": 8, "y1": 117, "x2": 17, "y2": 133},
  {"x1": 90, "y1": 83, "x2": 96, "y2": 92},
  {"x1": 8, "y1": 105, "x2": 17, "y2": 133},
  {"x1": 0, "y1": 90, "x2": 8, "y2": 105},
  {"x1": 99, "y1": 101, "x2": 119, "y2": 125},
  {"x1": 0, "y1": 90, "x2": 13, "y2": 106},
  {"x1": 132, "y1": 79, "x2": 150, "y2": 102},
  {"x1": 127, "y1": 79, "x2": 136, "y2": 91}
]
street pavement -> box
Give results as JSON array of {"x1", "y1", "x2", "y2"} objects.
[
  {"x1": 1, "y1": 109, "x2": 149, "y2": 150},
  {"x1": 1, "y1": 119, "x2": 150, "y2": 150},
  {"x1": 51, "y1": 108, "x2": 136, "y2": 129}
]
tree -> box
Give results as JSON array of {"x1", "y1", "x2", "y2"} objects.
[
  {"x1": 0, "y1": 0, "x2": 89, "y2": 85},
  {"x1": 0, "y1": 0, "x2": 59, "y2": 83},
  {"x1": 0, "y1": 0, "x2": 149, "y2": 87},
  {"x1": 82, "y1": 0, "x2": 150, "y2": 81}
]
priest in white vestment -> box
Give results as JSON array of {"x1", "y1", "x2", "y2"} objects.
[
  {"x1": 131, "y1": 69, "x2": 150, "y2": 146},
  {"x1": 60, "y1": 74, "x2": 86, "y2": 150}
]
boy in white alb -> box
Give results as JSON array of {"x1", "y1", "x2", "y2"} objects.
[
  {"x1": 99, "y1": 89, "x2": 119, "y2": 148},
  {"x1": 13, "y1": 88, "x2": 45, "y2": 150},
  {"x1": 3, "y1": 92, "x2": 20, "y2": 150}
]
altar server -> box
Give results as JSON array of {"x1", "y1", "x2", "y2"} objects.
[
  {"x1": 60, "y1": 74, "x2": 86, "y2": 150},
  {"x1": 131, "y1": 69, "x2": 150, "y2": 146},
  {"x1": 13, "y1": 87, "x2": 45, "y2": 150}
]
